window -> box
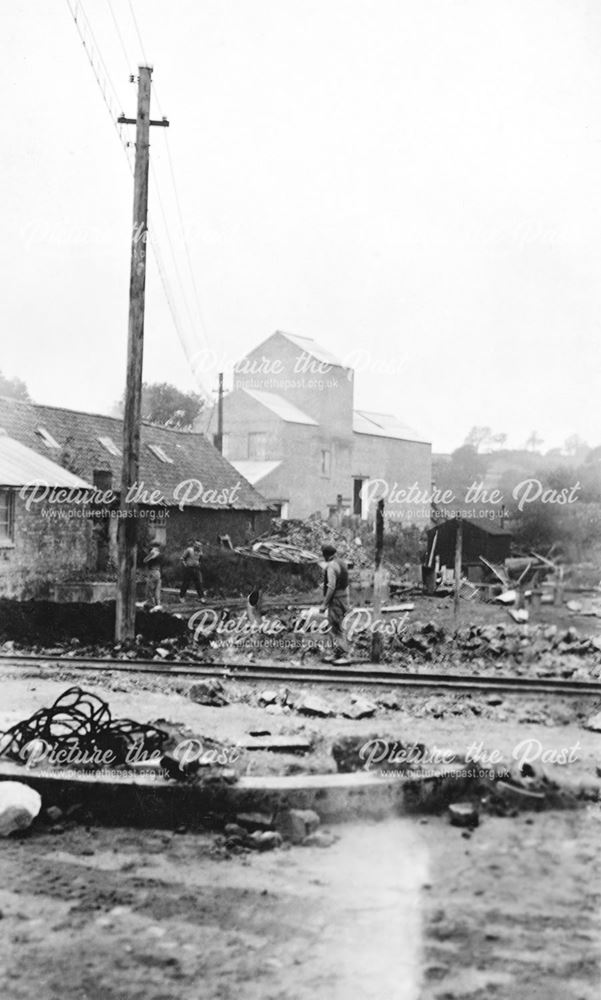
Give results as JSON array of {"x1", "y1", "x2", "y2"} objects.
[
  {"x1": 248, "y1": 432, "x2": 267, "y2": 461},
  {"x1": 0, "y1": 490, "x2": 14, "y2": 545},
  {"x1": 147, "y1": 443, "x2": 174, "y2": 464},
  {"x1": 271, "y1": 501, "x2": 289, "y2": 519},
  {"x1": 320, "y1": 449, "x2": 331, "y2": 477},
  {"x1": 97, "y1": 436, "x2": 122, "y2": 457},
  {"x1": 36, "y1": 426, "x2": 60, "y2": 449},
  {"x1": 93, "y1": 470, "x2": 113, "y2": 492}
]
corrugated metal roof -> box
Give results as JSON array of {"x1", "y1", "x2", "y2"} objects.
[
  {"x1": 230, "y1": 460, "x2": 282, "y2": 485},
  {"x1": 0, "y1": 434, "x2": 93, "y2": 488},
  {"x1": 243, "y1": 389, "x2": 318, "y2": 425},
  {"x1": 353, "y1": 410, "x2": 430, "y2": 444}
]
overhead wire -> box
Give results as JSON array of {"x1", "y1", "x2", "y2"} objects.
[
  {"x1": 105, "y1": 0, "x2": 132, "y2": 76},
  {"x1": 108, "y1": 0, "x2": 213, "y2": 397},
  {"x1": 65, "y1": 0, "x2": 213, "y2": 403},
  {"x1": 127, "y1": 0, "x2": 149, "y2": 67},
  {"x1": 64, "y1": 0, "x2": 133, "y2": 168}
]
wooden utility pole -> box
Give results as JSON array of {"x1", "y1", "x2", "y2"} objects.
[
  {"x1": 453, "y1": 518, "x2": 463, "y2": 619},
  {"x1": 371, "y1": 499, "x2": 385, "y2": 662},
  {"x1": 115, "y1": 67, "x2": 169, "y2": 642},
  {"x1": 213, "y1": 372, "x2": 224, "y2": 453}
]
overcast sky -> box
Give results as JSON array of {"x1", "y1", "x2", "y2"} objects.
[{"x1": 1, "y1": 0, "x2": 600, "y2": 453}]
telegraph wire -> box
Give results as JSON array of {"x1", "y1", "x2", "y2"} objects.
[
  {"x1": 105, "y1": 0, "x2": 132, "y2": 76},
  {"x1": 116, "y1": 1, "x2": 214, "y2": 372},
  {"x1": 64, "y1": 0, "x2": 213, "y2": 402},
  {"x1": 127, "y1": 0, "x2": 150, "y2": 67}
]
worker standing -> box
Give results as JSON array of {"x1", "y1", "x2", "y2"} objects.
[
  {"x1": 179, "y1": 539, "x2": 205, "y2": 602},
  {"x1": 143, "y1": 543, "x2": 162, "y2": 608},
  {"x1": 319, "y1": 543, "x2": 351, "y2": 664}
]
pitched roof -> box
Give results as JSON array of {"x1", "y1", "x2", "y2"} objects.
[
  {"x1": 429, "y1": 514, "x2": 512, "y2": 536},
  {"x1": 353, "y1": 409, "x2": 430, "y2": 445},
  {"x1": 275, "y1": 331, "x2": 348, "y2": 369},
  {"x1": 0, "y1": 433, "x2": 93, "y2": 489},
  {"x1": 230, "y1": 460, "x2": 282, "y2": 485},
  {"x1": 0, "y1": 396, "x2": 268, "y2": 511},
  {"x1": 242, "y1": 389, "x2": 318, "y2": 425}
]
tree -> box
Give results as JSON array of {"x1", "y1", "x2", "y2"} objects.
[
  {"x1": 464, "y1": 426, "x2": 493, "y2": 452},
  {"x1": 115, "y1": 382, "x2": 204, "y2": 430},
  {"x1": 434, "y1": 444, "x2": 487, "y2": 503},
  {"x1": 464, "y1": 427, "x2": 507, "y2": 452},
  {"x1": 563, "y1": 434, "x2": 589, "y2": 462},
  {"x1": 525, "y1": 430, "x2": 544, "y2": 452},
  {"x1": 0, "y1": 372, "x2": 31, "y2": 401}
]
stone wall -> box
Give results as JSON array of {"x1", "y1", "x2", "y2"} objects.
[{"x1": 0, "y1": 493, "x2": 94, "y2": 599}]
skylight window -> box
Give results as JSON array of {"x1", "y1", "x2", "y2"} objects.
[
  {"x1": 35, "y1": 426, "x2": 60, "y2": 449},
  {"x1": 97, "y1": 436, "x2": 122, "y2": 456},
  {"x1": 148, "y1": 443, "x2": 174, "y2": 464}
]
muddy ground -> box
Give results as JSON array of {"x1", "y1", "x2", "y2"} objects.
[
  {"x1": 1, "y1": 596, "x2": 601, "y2": 997},
  {"x1": 0, "y1": 808, "x2": 599, "y2": 999}
]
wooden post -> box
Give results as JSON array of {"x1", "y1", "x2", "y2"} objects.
[
  {"x1": 453, "y1": 518, "x2": 463, "y2": 619},
  {"x1": 371, "y1": 499, "x2": 385, "y2": 662},
  {"x1": 115, "y1": 67, "x2": 155, "y2": 642},
  {"x1": 213, "y1": 372, "x2": 224, "y2": 453}
]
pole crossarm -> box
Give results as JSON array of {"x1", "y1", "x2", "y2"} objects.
[{"x1": 118, "y1": 115, "x2": 170, "y2": 127}]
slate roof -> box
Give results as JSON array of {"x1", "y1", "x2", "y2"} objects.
[
  {"x1": 276, "y1": 332, "x2": 348, "y2": 369},
  {"x1": 242, "y1": 389, "x2": 318, "y2": 425},
  {"x1": 238, "y1": 331, "x2": 349, "y2": 370},
  {"x1": 353, "y1": 409, "x2": 430, "y2": 445},
  {"x1": 0, "y1": 433, "x2": 93, "y2": 489},
  {"x1": 0, "y1": 396, "x2": 268, "y2": 511}
]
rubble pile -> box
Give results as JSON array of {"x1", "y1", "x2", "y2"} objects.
[
  {"x1": 259, "y1": 514, "x2": 376, "y2": 569},
  {"x1": 386, "y1": 621, "x2": 601, "y2": 678},
  {"x1": 220, "y1": 807, "x2": 337, "y2": 852}
]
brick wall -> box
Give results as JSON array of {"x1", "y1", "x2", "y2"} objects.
[{"x1": 0, "y1": 494, "x2": 94, "y2": 599}]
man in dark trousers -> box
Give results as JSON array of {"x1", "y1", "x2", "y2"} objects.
[
  {"x1": 319, "y1": 543, "x2": 350, "y2": 664},
  {"x1": 179, "y1": 539, "x2": 205, "y2": 602}
]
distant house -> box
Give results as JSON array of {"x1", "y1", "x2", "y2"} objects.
[
  {"x1": 0, "y1": 396, "x2": 270, "y2": 585},
  {"x1": 197, "y1": 330, "x2": 432, "y2": 523}
]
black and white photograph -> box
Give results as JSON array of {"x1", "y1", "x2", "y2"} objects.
[{"x1": 1, "y1": 2, "x2": 600, "y2": 998}]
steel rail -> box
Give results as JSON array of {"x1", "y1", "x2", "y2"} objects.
[{"x1": 0, "y1": 654, "x2": 600, "y2": 696}]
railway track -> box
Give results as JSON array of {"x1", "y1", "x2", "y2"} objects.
[{"x1": 0, "y1": 653, "x2": 600, "y2": 696}]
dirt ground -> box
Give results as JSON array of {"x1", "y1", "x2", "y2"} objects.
[
  {"x1": 0, "y1": 664, "x2": 600, "y2": 782},
  {"x1": 0, "y1": 808, "x2": 599, "y2": 1000},
  {"x1": 169, "y1": 589, "x2": 601, "y2": 640},
  {"x1": 1, "y1": 597, "x2": 601, "y2": 998}
]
